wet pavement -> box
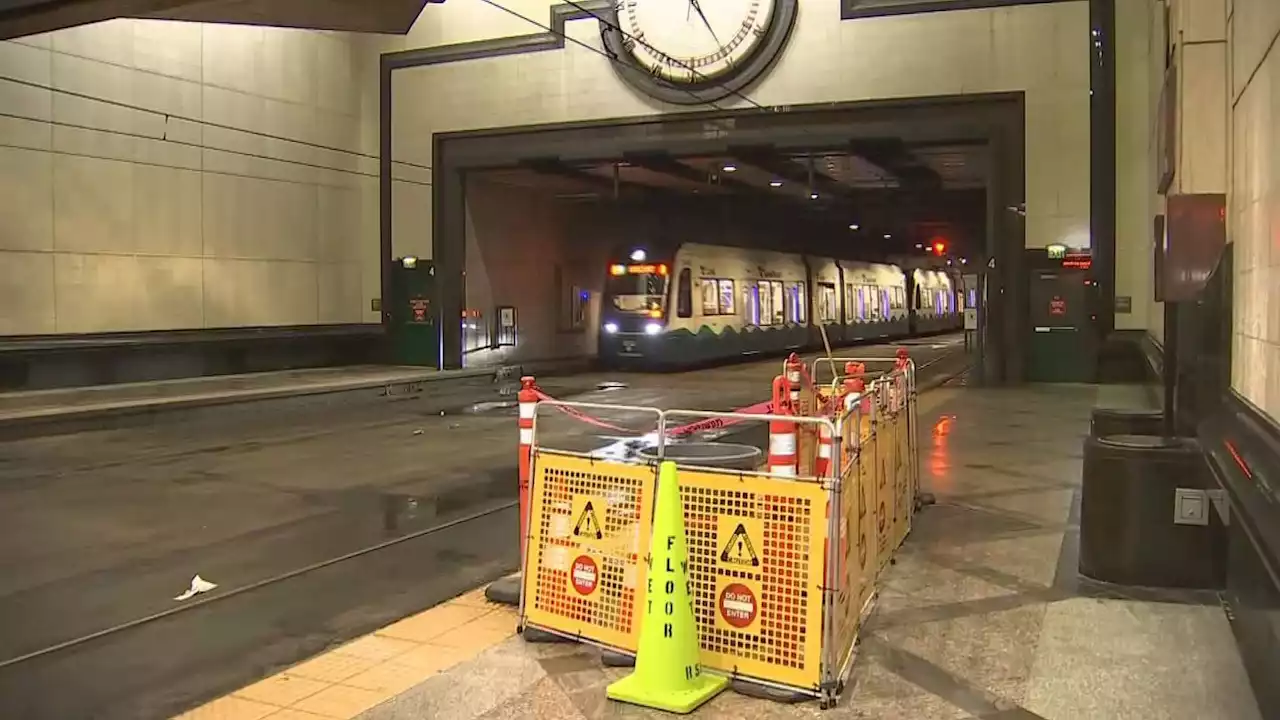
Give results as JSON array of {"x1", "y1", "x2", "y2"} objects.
[{"x1": 0, "y1": 336, "x2": 965, "y2": 720}]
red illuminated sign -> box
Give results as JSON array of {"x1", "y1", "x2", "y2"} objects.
[
  {"x1": 611, "y1": 263, "x2": 669, "y2": 276},
  {"x1": 1061, "y1": 253, "x2": 1092, "y2": 270}
]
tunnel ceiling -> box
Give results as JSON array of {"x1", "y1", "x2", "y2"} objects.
[
  {"x1": 473, "y1": 141, "x2": 988, "y2": 258},
  {"x1": 1, "y1": 0, "x2": 431, "y2": 40}
]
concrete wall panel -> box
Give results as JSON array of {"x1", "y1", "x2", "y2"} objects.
[{"x1": 0, "y1": 19, "x2": 379, "y2": 335}]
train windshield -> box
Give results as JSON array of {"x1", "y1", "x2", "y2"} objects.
[{"x1": 606, "y1": 270, "x2": 668, "y2": 314}]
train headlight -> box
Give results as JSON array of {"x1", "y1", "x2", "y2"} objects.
[
  {"x1": 644, "y1": 322, "x2": 662, "y2": 335},
  {"x1": 603, "y1": 322, "x2": 619, "y2": 334}
]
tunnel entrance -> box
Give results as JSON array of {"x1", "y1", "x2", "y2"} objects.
[{"x1": 408, "y1": 96, "x2": 1030, "y2": 384}]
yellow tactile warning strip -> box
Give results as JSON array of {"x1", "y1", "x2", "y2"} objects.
[{"x1": 173, "y1": 586, "x2": 519, "y2": 720}]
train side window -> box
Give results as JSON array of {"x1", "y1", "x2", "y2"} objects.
[
  {"x1": 769, "y1": 281, "x2": 784, "y2": 325},
  {"x1": 677, "y1": 268, "x2": 692, "y2": 318},
  {"x1": 700, "y1": 279, "x2": 719, "y2": 315},
  {"x1": 718, "y1": 279, "x2": 736, "y2": 315},
  {"x1": 844, "y1": 284, "x2": 855, "y2": 323},
  {"x1": 786, "y1": 282, "x2": 806, "y2": 324},
  {"x1": 757, "y1": 282, "x2": 774, "y2": 325},
  {"x1": 817, "y1": 283, "x2": 837, "y2": 323}
]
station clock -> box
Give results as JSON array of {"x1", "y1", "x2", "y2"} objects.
[{"x1": 601, "y1": 0, "x2": 798, "y2": 105}]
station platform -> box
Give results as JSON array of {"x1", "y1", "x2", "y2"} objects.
[
  {"x1": 0, "y1": 366, "x2": 429, "y2": 424},
  {"x1": 177, "y1": 380, "x2": 1262, "y2": 720},
  {"x1": 0, "y1": 362, "x2": 563, "y2": 440}
]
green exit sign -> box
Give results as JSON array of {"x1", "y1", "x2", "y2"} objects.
[{"x1": 1046, "y1": 244, "x2": 1067, "y2": 259}]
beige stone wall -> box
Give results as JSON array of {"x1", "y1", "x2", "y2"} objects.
[
  {"x1": 1225, "y1": 0, "x2": 1280, "y2": 413},
  {"x1": 0, "y1": 20, "x2": 382, "y2": 335},
  {"x1": 381, "y1": 0, "x2": 1094, "y2": 262}
]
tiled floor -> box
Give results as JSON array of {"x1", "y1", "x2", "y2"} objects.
[
  {"x1": 185, "y1": 384, "x2": 1264, "y2": 720},
  {"x1": 174, "y1": 587, "x2": 520, "y2": 720}
]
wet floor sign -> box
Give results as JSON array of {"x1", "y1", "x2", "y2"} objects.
[{"x1": 607, "y1": 462, "x2": 727, "y2": 714}]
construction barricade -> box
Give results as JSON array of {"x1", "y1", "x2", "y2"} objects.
[{"x1": 514, "y1": 357, "x2": 921, "y2": 708}]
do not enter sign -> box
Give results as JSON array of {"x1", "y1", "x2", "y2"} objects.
[
  {"x1": 570, "y1": 554, "x2": 598, "y2": 596},
  {"x1": 718, "y1": 582, "x2": 757, "y2": 629}
]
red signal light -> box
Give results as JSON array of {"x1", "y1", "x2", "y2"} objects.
[{"x1": 931, "y1": 240, "x2": 947, "y2": 256}]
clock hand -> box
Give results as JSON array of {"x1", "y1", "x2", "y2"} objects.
[{"x1": 688, "y1": 0, "x2": 722, "y2": 46}]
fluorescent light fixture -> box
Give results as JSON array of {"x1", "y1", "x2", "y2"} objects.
[
  {"x1": 769, "y1": 180, "x2": 783, "y2": 188},
  {"x1": 849, "y1": 224, "x2": 859, "y2": 230},
  {"x1": 722, "y1": 164, "x2": 737, "y2": 172},
  {"x1": 630, "y1": 249, "x2": 646, "y2": 262}
]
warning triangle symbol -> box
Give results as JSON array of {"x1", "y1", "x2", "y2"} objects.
[
  {"x1": 719, "y1": 523, "x2": 760, "y2": 568},
  {"x1": 573, "y1": 501, "x2": 604, "y2": 540}
]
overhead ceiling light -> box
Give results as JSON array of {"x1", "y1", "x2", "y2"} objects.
[
  {"x1": 809, "y1": 192, "x2": 819, "y2": 200},
  {"x1": 915, "y1": 243, "x2": 924, "y2": 249},
  {"x1": 722, "y1": 164, "x2": 737, "y2": 172},
  {"x1": 849, "y1": 223, "x2": 859, "y2": 230},
  {"x1": 883, "y1": 233, "x2": 892, "y2": 239},
  {"x1": 769, "y1": 180, "x2": 783, "y2": 188}
]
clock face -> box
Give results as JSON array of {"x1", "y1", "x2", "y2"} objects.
[{"x1": 617, "y1": 0, "x2": 778, "y2": 84}]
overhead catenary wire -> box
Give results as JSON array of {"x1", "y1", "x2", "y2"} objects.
[
  {"x1": 2, "y1": 2, "x2": 771, "y2": 181},
  {"x1": 0, "y1": 109, "x2": 432, "y2": 187},
  {"x1": 0, "y1": 74, "x2": 433, "y2": 172}
]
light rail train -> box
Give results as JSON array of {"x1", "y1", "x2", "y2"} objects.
[{"x1": 599, "y1": 242, "x2": 961, "y2": 368}]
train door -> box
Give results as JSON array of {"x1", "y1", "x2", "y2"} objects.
[
  {"x1": 906, "y1": 272, "x2": 919, "y2": 334},
  {"x1": 804, "y1": 257, "x2": 818, "y2": 347},
  {"x1": 835, "y1": 263, "x2": 847, "y2": 344}
]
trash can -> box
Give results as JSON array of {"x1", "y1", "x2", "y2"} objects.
[
  {"x1": 1089, "y1": 407, "x2": 1165, "y2": 438},
  {"x1": 637, "y1": 442, "x2": 763, "y2": 472},
  {"x1": 1079, "y1": 434, "x2": 1225, "y2": 589}
]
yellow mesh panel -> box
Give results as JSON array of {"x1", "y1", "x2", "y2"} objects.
[
  {"x1": 521, "y1": 451, "x2": 655, "y2": 651},
  {"x1": 678, "y1": 468, "x2": 829, "y2": 693}
]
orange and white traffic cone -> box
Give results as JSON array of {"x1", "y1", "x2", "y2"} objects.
[
  {"x1": 815, "y1": 420, "x2": 834, "y2": 478},
  {"x1": 769, "y1": 376, "x2": 798, "y2": 477},
  {"x1": 786, "y1": 352, "x2": 804, "y2": 410},
  {"x1": 487, "y1": 375, "x2": 539, "y2": 609},
  {"x1": 517, "y1": 376, "x2": 537, "y2": 562}
]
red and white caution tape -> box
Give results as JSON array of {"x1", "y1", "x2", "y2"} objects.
[
  {"x1": 532, "y1": 388, "x2": 634, "y2": 433},
  {"x1": 529, "y1": 386, "x2": 771, "y2": 438},
  {"x1": 667, "y1": 399, "x2": 773, "y2": 437}
]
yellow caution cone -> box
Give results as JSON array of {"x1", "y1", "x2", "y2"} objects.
[{"x1": 606, "y1": 460, "x2": 728, "y2": 714}]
